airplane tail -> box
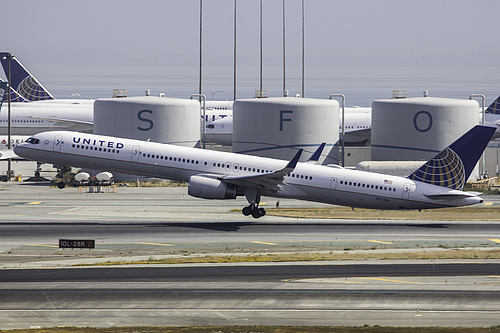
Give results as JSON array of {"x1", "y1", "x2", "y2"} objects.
[
  {"x1": 0, "y1": 81, "x2": 7, "y2": 109},
  {"x1": 486, "y1": 96, "x2": 500, "y2": 115},
  {"x1": 0, "y1": 52, "x2": 54, "y2": 102},
  {"x1": 407, "y1": 125, "x2": 496, "y2": 190},
  {"x1": 0, "y1": 78, "x2": 29, "y2": 103}
]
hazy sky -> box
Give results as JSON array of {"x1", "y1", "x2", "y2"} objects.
[{"x1": 3, "y1": 0, "x2": 500, "y2": 103}]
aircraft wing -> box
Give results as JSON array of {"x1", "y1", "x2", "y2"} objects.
[
  {"x1": 221, "y1": 149, "x2": 302, "y2": 192},
  {"x1": 0, "y1": 149, "x2": 18, "y2": 160},
  {"x1": 26, "y1": 116, "x2": 93, "y2": 132},
  {"x1": 344, "y1": 128, "x2": 371, "y2": 137}
]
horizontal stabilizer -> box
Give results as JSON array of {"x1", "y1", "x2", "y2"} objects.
[{"x1": 424, "y1": 191, "x2": 479, "y2": 200}]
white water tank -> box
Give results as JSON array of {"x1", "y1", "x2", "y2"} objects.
[
  {"x1": 233, "y1": 97, "x2": 339, "y2": 164},
  {"x1": 94, "y1": 96, "x2": 200, "y2": 147},
  {"x1": 371, "y1": 97, "x2": 479, "y2": 161}
]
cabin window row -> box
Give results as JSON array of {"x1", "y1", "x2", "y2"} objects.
[
  {"x1": 1, "y1": 119, "x2": 44, "y2": 123},
  {"x1": 141, "y1": 152, "x2": 202, "y2": 165},
  {"x1": 287, "y1": 173, "x2": 313, "y2": 180},
  {"x1": 339, "y1": 180, "x2": 396, "y2": 192},
  {"x1": 72, "y1": 144, "x2": 120, "y2": 154}
]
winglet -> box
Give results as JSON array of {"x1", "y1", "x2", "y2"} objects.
[
  {"x1": 486, "y1": 96, "x2": 500, "y2": 115},
  {"x1": 284, "y1": 149, "x2": 303, "y2": 172},
  {"x1": 407, "y1": 125, "x2": 496, "y2": 190},
  {"x1": 0, "y1": 52, "x2": 54, "y2": 101},
  {"x1": 306, "y1": 143, "x2": 326, "y2": 163}
]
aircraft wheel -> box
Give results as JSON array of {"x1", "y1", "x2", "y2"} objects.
[
  {"x1": 251, "y1": 209, "x2": 262, "y2": 219},
  {"x1": 242, "y1": 206, "x2": 252, "y2": 216},
  {"x1": 258, "y1": 207, "x2": 266, "y2": 217},
  {"x1": 57, "y1": 182, "x2": 66, "y2": 189}
]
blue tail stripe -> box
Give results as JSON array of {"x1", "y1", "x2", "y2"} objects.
[{"x1": 408, "y1": 125, "x2": 495, "y2": 190}]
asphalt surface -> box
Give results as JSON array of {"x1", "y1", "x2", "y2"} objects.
[{"x1": 1, "y1": 181, "x2": 500, "y2": 329}]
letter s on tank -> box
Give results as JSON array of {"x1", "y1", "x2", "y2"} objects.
[{"x1": 137, "y1": 110, "x2": 154, "y2": 131}]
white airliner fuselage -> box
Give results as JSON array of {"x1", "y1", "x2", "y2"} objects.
[
  {"x1": 0, "y1": 100, "x2": 94, "y2": 135},
  {"x1": 15, "y1": 130, "x2": 486, "y2": 216}
]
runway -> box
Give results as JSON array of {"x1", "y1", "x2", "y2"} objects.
[
  {"x1": 1, "y1": 182, "x2": 500, "y2": 329},
  {"x1": 1, "y1": 263, "x2": 500, "y2": 328}
]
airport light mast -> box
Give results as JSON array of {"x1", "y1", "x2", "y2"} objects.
[{"x1": 3, "y1": 52, "x2": 13, "y2": 180}]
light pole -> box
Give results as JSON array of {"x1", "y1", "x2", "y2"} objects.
[
  {"x1": 211, "y1": 90, "x2": 224, "y2": 100},
  {"x1": 2, "y1": 52, "x2": 13, "y2": 180},
  {"x1": 329, "y1": 94, "x2": 345, "y2": 167},
  {"x1": 191, "y1": 94, "x2": 207, "y2": 149},
  {"x1": 470, "y1": 94, "x2": 486, "y2": 178}
]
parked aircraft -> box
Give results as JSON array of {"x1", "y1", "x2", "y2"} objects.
[
  {"x1": 205, "y1": 107, "x2": 372, "y2": 146},
  {"x1": 15, "y1": 125, "x2": 495, "y2": 218}
]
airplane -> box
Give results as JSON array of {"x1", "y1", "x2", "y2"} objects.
[{"x1": 14, "y1": 125, "x2": 495, "y2": 218}]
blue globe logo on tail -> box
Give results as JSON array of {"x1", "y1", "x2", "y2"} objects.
[
  {"x1": 408, "y1": 147, "x2": 465, "y2": 190},
  {"x1": 407, "y1": 126, "x2": 496, "y2": 191},
  {"x1": 17, "y1": 76, "x2": 53, "y2": 101}
]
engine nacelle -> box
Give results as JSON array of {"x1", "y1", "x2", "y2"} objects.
[{"x1": 188, "y1": 175, "x2": 237, "y2": 199}]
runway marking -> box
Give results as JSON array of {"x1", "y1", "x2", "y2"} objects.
[
  {"x1": 488, "y1": 275, "x2": 500, "y2": 278},
  {"x1": 137, "y1": 242, "x2": 174, "y2": 247},
  {"x1": 27, "y1": 201, "x2": 42, "y2": 205},
  {"x1": 368, "y1": 240, "x2": 395, "y2": 245},
  {"x1": 489, "y1": 239, "x2": 500, "y2": 243},
  {"x1": 355, "y1": 277, "x2": 420, "y2": 284},
  {"x1": 251, "y1": 241, "x2": 278, "y2": 246},
  {"x1": 483, "y1": 202, "x2": 494, "y2": 206},
  {"x1": 26, "y1": 244, "x2": 59, "y2": 248}
]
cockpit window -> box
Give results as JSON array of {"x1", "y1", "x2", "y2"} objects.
[{"x1": 26, "y1": 137, "x2": 40, "y2": 144}]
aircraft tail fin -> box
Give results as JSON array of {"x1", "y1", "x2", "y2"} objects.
[
  {"x1": 0, "y1": 81, "x2": 7, "y2": 109},
  {"x1": 407, "y1": 125, "x2": 496, "y2": 190},
  {"x1": 0, "y1": 52, "x2": 54, "y2": 101},
  {"x1": 486, "y1": 96, "x2": 500, "y2": 115},
  {"x1": 0, "y1": 78, "x2": 29, "y2": 103}
]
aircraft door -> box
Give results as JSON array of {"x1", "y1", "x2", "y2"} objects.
[
  {"x1": 233, "y1": 163, "x2": 240, "y2": 174},
  {"x1": 131, "y1": 145, "x2": 141, "y2": 162},
  {"x1": 53, "y1": 135, "x2": 63, "y2": 152},
  {"x1": 330, "y1": 177, "x2": 338, "y2": 190},
  {"x1": 402, "y1": 183, "x2": 411, "y2": 200},
  {"x1": 225, "y1": 162, "x2": 232, "y2": 172}
]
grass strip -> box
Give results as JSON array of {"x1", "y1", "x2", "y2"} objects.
[
  {"x1": 73, "y1": 249, "x2": 500, "y2": 267},
  {"x1": 263, "y1": 206, "x2": 500, "y2": 220},
  {"x1": 3, "y1": 326, "x2": 500, "y2": 333}
]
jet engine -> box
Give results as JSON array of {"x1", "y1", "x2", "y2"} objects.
[{"x1": 188, "y1": 175, "x2": 237, "y2": 199}]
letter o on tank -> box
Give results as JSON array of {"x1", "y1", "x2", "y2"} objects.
[{"x1": 413, "y1": 111, "x2": 433, "y2": 133}]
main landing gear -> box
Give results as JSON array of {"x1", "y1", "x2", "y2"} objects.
[
  {"x1": 242, "y1": 188, "x2": 266, "y2": 219},
  {"x1": 242, "y1": 204, "x2": 266, "y2": 219}
]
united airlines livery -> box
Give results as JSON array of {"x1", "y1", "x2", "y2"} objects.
[
  {"x1": 0, "y1": 52, "x2": 54, "y2": 102},
  {"x1": 14, "y1": 125, "x2": 495, "y2": 218}
]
